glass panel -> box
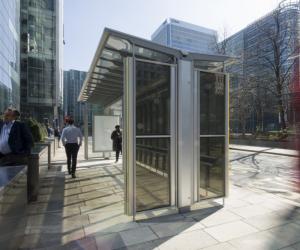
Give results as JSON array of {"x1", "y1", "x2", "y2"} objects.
[
  {"x1": 134, "y1": 46, "x2": 174, "y2": 63},
  {"x1": 136, "y1": 61, "x2": 170, "y2": 135},
  {"x1": 135, "y1": 60, "x2": 171, "y2": 212},
  {"x1": 194, "y1": 61, "x2": 224, "y2": 72},
  {"x1": 199, "y1": 72, "x2": 225, "y2": 135},
  {"x1": 106, "y1": 35, "x2": 132, "y2": 53},
  {"x1": 136, "y1": 138, "x2": 170, "y2": 212},
  {"x1": 199, "y1": 137, "x2": 225, "y2": 199}
]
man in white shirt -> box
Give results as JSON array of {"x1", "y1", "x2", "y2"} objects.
[{"x1": 61, "y1": 117, "x2": 83, "y2": 178}]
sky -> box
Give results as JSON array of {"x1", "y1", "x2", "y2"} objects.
[{"x1": 64, "y1": 0, "x2": 282, "y2": 71}]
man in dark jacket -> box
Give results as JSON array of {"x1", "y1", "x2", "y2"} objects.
[
  {"x1": 0, "y1": 108, "x2": 34, "y2": 165},
  {"x1": 111, "y1": 125, "x2": 122, "y2": 163}
]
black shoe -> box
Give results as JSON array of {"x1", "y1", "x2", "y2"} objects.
[{"x1": 72, "y1": 173, "x2": 76, "y2": 178}]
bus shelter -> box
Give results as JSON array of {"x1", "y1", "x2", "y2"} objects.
[{"x1": 78, "y1": 28, "x2": 230, "y2": 220}]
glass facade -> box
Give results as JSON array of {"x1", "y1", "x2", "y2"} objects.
[
  {"x1": 20, "y1": 0, "x2": 63, "y2": 123},
  {"x1": 225, "y1": 2, "x2": 300, "y2": 132},
  {"x1": 152, "y1": 18, "x2": 217, "y2": 54},
  {"x1": 0, "y1": 0, "x2": 20, "y2": 112},
  {"x1": 63, "y1": 70, "x2": 87, "y2": 126}
]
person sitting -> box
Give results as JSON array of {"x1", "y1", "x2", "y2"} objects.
[{"x1": 0, "y1": 108, "x2": 34, "y2": 166}]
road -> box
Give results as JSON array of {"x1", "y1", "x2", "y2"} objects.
[{"x1": 230, "y1": 149, "x2": 300, "y2": 203}]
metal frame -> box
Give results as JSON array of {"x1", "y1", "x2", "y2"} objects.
[
  {"x1": 130, "y1": 58, "x2": 177, "y2": 219},
  {"x1": 123, "y1": 56, "x2": 135, "y2": 216},
  {"x1": 193, "y1": 69, "x2": 229, "y2": 203}
]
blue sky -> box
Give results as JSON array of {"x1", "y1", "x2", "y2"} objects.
[{"x1": 63, "y1": 0, "x2": 281, "y2": 71}]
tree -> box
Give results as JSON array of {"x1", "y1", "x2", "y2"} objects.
[{"x1": 254, "y1": 3, "x2": 299, "y2": 130}]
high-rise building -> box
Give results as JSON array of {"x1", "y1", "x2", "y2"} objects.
[
  {"x1": 151, "y1": 18, "x2": 217, "y2": 54},
  {"x1": 63, "y1": 70, "x2": 86, "y2": 125},
  {"x1": 224, "y1": 0, "x2": 300, "y2": 132},
  {"x1": 20, "y1": 0, "x2": 63, "y2": 125},
  {"x1": 63, "y1": 69, "x2": 104, "y2": 131},
  {"x1": 0, "y1": 0, "x2": 20, "y2": 112}
]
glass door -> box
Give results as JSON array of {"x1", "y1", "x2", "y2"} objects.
[
  {"x1": 197, "y1": 71, "x2": 228, "y2": 200},
  {"x1": 135, "y1": 59, "x2": 175, "y2": 212}
]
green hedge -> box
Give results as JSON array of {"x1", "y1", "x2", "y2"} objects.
[
  {"x1": 0, "y1": 115, "x2": 47, "y2": 142},
  {"x1": 24, "y1": 118, "x2": 48, "y2": 143}
]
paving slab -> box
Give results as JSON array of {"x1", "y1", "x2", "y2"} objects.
[
  {"x1": 266, "y1": 223, "x2": 300, "y2": 248},
  {"x1": 157, "y1": 230, "x2": 218, "y2": 250},
  {"x1": 230, "y1": 204, "x2": 273, "y2": 219},
  {"x1": 204, "y1": 220, "x2": 258, "y2": 242},
  {"x1": 201, "y1": 242, "x2": 237, "y2": 250},
  {"x1": 242, "y1": 211, "x2": 292, "y2": 230}
]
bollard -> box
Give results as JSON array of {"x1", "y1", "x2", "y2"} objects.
[{"x1": 27, "y1": 154, "x2": 39, "y2": 202}]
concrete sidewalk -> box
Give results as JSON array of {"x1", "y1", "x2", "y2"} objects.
[
  {"x1": 19, "y1": 145, "x2": 300, "y2": 250},
  {"x1": 230, "y1": 144, "x2": 299, "y2": 157}
]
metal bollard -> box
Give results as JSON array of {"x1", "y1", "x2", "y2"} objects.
[{"x1": 27, "y1": 154, "x2": 39, "y2": 202}]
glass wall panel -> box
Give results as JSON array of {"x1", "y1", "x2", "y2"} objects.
[
  {"x1": 199, "y1": 137, "x2": 225, "y2": 199},
  {"x1": 136, "y1": 61, "x2": 170, "y2": 136},
  {"x1": 198, "y1": 71, "x2": 226, "y2": 200},
  {"x1": 136, "y1": 138, "x2": 170, "y2": 212},
  {"x1": 135, "y1": 60, "x2": 171, "y2": 212},
  {"x1": 200, "y1": 72, "x2": 225, "y2": 135}
]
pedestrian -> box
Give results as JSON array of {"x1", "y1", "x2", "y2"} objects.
[
  {"x1": 60, "y1": 117, "x2": 82, "y2": 178},
  {"x1": 54, "y1": 127, "x2": 61, "y2": 148},
  {"x1": 111, "y1": 125, "x2": 122, "y2": 163},
  {"x1": 0, "y1": 108, "x2": 34, "y2": 166}
]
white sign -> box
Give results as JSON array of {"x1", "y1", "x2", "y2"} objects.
[{"x1": 93, "y1": 115, "x2": 120, "y2": 152}]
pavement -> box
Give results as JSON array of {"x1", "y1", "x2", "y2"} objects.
[{"x1": 19, "y1": 144, "x2": 300, "y2": 250}]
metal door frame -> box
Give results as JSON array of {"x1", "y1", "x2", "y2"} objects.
[
  {"x1": 193, "y1": 69, "x2": 229, "y2": 203},
  {"x1": 123, "y1": 56, "x2": 177, "y2": 219}
]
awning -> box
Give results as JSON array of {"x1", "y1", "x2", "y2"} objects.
[{"x1": 78, "y1": 28, "x2": 232, "y2": 106}]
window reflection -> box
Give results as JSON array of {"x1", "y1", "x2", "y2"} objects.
[
  {"x1": 200, "y1": 72, "x2": 225, "y2": 135},
  {"x1": 136, "y1": 61, "x2": 170, "y2": 135},
  {"x1": 199, "y1": 137, "x2": 225, "y2": 199},
  {"x1": 136, "y1": 138, "x2": 170, "y2": 212}
]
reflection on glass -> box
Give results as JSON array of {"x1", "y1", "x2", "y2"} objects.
[
  {"x1": 136, "y1": 138, "x2": 170, "y2": 212},
  {"x1": 136, "y1": 61, "x2": 170, "y2": 135},
  {"x1": 199, "y1": 137, "x2": 225, "y2": 199},
  {"x1": 106, "y1": 35, "x2": 132, "y2": 53},
  {"x1": 135, "y1": 60, "x2": 171, "y2": 212},
  {"x1": 135, "y1": 46, "x2": 174, "y2": 63},
  {"x1": 199, "y1": 72, "x2": 225, "y2": 135},
  {"x1": 194, "y1": 60, "x2": 224, "y2": 72}
]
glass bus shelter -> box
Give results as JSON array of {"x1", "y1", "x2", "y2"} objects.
[{"x1": 78, "y1": 28, "x2": 230, "y2": 220}]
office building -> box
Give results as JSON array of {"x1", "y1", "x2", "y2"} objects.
[
  {"x1": 224, "y1": 0, "x2": 300, "y2": 132},
  {"x1": 20, "y1": 0, "x2": 63, "y2": 125},
  {"x1": 152, "y1": 18, "x2": 217, "y2": 54},
  {"x1": 63, "y1": 70, "x2": 86, "y2": 125},
  {"x1": 0, "y1": 0, "x2": 20, "y2": 112}
]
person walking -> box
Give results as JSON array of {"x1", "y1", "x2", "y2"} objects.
[
  {"x1": 111, "y1": 125, "x2": 122, "y2": 163},
  {"x1": 54, "y1": 127, "x2": 61, "y2": 148},
  {"x1": 0, "y1": 108, "x2": 33, "y2": 165},
  {"x1": 61, "y1": 117, "x2": 83, "y2": 178}
]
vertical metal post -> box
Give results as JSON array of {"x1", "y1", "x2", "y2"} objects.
[{"x1": 84, "y1": 103, "x2": 89, "y2": 160}]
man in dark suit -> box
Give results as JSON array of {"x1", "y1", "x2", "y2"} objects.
[
  {"x1": 0, "y1": 108, "x2": 34, "y2": 165},
  {"x1": 111, "y1": 125, "x2": 122, "y2": 163}
]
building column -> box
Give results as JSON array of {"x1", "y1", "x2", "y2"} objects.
[{"x1": 177, "y1": 60, "x2": 194, "y2": 211}]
